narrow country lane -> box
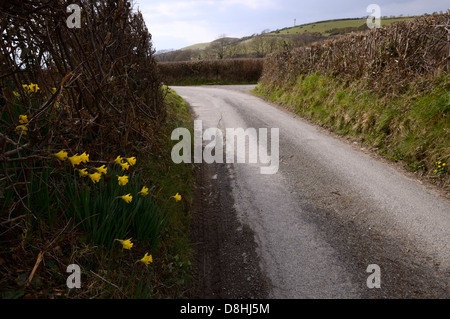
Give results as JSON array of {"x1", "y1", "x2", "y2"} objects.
[{"x1": 172, "y1": 85, "x2": 450, "y2": 299}]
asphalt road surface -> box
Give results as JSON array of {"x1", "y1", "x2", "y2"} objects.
[{"x1": 172, "y1": 85, "x2": 449, "y2": 299}]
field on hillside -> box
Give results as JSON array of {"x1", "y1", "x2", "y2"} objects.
[
  {"x1": 273, "y1": 16, "x2": 417, "y2": 36},
  {"x1": 159, "y1": 16, "x2": 420, "y2": 62},
  {"x1": 181, "y1": 41, "x2": 217, "y2": 51},
  {"x1": 180, "y1": 16, "x2": 418, "y2": 50}
]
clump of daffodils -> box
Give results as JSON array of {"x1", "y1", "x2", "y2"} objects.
[
  {"x1": 114, "y1": 155, "x2": 137, "y2": 171},
  {"x1": 433, "y1": 161, "x2": 447, "y2": 176},
  {"x1": 114, "y1": 238, "x2": 154, "y2": 267},
  {"x1": 22, "y1": 83, "x2": 40, "y2": 93},
  {"x1": 15, "y1": 114, "x2": 29, "y2": 136}
]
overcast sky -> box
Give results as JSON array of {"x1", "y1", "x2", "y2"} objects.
[{"x1": 135, "y1": 0, "x2": 449, "y2": 51}]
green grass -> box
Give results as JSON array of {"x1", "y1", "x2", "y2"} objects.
[
  {"x1": 133, "y1": 86, "x2": 196, "y2": 297},
  {"x1": 254, "y1": 72, "x2": 450, "y2": 183},
  {"x1": 272, "y1": 16, "x2": 417, "y2": 36},
  {"x1": 180, "y1": 42, "x2": 212, "y2": 51}
]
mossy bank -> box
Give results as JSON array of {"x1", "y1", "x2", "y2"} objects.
[{"x1": 254, "y1": 72, "x2": 449, "y2": 189}]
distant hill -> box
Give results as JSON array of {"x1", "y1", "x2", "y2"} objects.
[
  {"x1": 181, "y1": 37, "x2": 240, "y2": 51},
  {"x1": 271, "y1": 16, "x2": 416, "y2": 36},
  {"x1": 156, "y1": 15, "x2": 418, "y2": 62}
]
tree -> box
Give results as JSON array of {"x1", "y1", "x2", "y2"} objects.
[{"x1": 209, "y1": 34, "x2": 230, "y2": 59}]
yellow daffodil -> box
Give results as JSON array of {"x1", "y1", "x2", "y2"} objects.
[
  {"x1": 172, "y1": 193, "x2": 181, "y2": 202},
  {"x1": 51, "y1": 87, "x2": 57, "y2": 94},
  {"x1": 28, "y1": 83, "x2": 39, "y2": 93},
  {"x1": 79, "y1": 152, "x2": 89, "y2": 163},
  {"x1": 15, "y1": 125, "x2": 28, "y2": 136},
  {"x1": 68, "y1": 154, "x2": 83, "y2": 167},
  {"x1": 54, "y1": 150, "x2": 68, "y2": 161},
  {"x1": 140, "y1": 253, "x2": 153, "y2": 266},
  {"x1": 22, "y1": 84, "x2": 29, "y2": 92},
  {"x1": 78, "y1": 168, "x2": 88, "y2": 177},
  {"x1": 120, "y1": 161, "x2": 130, "y2": 171},
  {"x1": 117, "y1": 238, "x2": 133, "y2": 250},
  {"x1": 443, "y1": 163, "x2": 446, "y2": 167},
  {"x1": 96, "y1": 165, "x2": 107, "y2": 175},
  {"x1": 120, "y1": 194, "x2": 133, "y2": 203},
  {"x1": 126, "y1": 157, "x2": 136, "y2": 166},
  {"x1": 19, "y1": 115, "x2": 28, "y2": 124},
  {"x1": 114, "y1": 155, "x2": 123, "y2": 164},
  {"x1": 118, "y1": 175, "x2": 129, "y2": 186},
  {"x1": 88, "y1": 172, "x2": 102, "y2": 183},
  {"x1": 139, "y1": 186, "x2": 149, "y2": 196}
]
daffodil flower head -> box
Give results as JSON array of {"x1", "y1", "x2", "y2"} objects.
[
  {"x1": 79, "y1": 152, "x2": 90, "y2": 163},
  {"x1": 19, "y1": 115, "x2": 28, "y2": 124},
  {"x1": 51, "y1": 87, "x2": 57, "y2": 94},
  {"x1": 140, "y1": 252, "x2": 153, "y2": 266},
  {"x1": 114, "y1": 155, "x2": 123, "y2": 164},
  {"x1": 89, "y1": 172, "x2": 102, "y2": 183},
  {"x1": 96, "y1": 165, "x2": 107, "y2": 175},
  {"x1": 117, "y1": 238, "x2": 133, "y2": 250},
  {"x1": 120, "y1": 194, "x2": 133, "y2": 203},
  {"x1": 68, "y1": 154, "x2": 83, "y2": 167},
  {"x1": 15, "y1": 125, "x2": 28, "y2": 136},
  {"x1": 28, "y1": 83, "x2": 39, "y2": 93},
  {"x1": 139, "y1": 186, "x2": 149, "y2": 196},
  {"x1": 120, "y1": 161, "x2": 130, "y2": 171},
  {"x1": 32, "y1": 83, "x2": 40, "y2": 92},
  {"x1": 78, "y1": 168, "x2": 88, "y2": 177},
  {"x1": 118, "y1": 175, "x2": 129, "y2": 186},
  {"x1": 54, "y1": 150, "x2": 68, "y2": 161},
  {"x1": 172, "y1": 193, "x2": 181, "y2": 202},
  {"x1": 126, "y1": 157, "x2": 137, "y2": 166}
]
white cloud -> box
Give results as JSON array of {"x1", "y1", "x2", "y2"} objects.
[
  {"x1": 138, "y1": 0, "x2": 215, "y2": 20},
  {"x1": 220, "y1": 0, "x2": 276, "y2": 9},
  {"x1": 137, "y1": 0, "x2": 450, "y2": 50},
  {"x1": 145, "y1": 18, "x2": 218, "y2": 50}
]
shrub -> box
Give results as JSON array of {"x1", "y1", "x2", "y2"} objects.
[{"x1": 158, "y1": 58, "x2": 264, "y2": 85}]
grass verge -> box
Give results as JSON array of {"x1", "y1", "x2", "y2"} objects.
[
  {"x1": 254, "y1": 72, "x2": 449, "y2": 189},
  {"x1": 0, "y1": 87, "x2": 195, "y2": 299}
]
